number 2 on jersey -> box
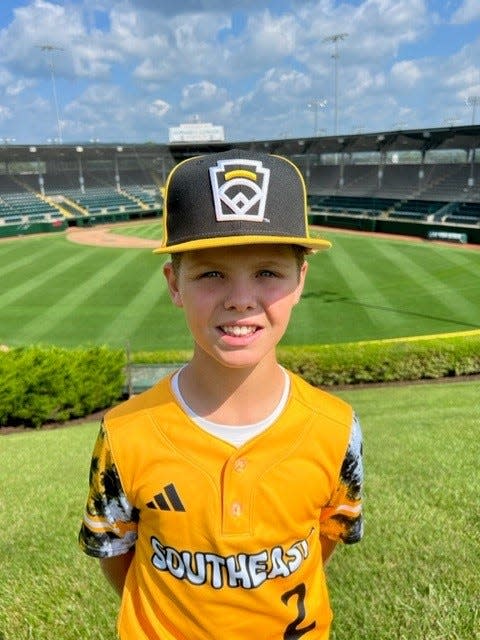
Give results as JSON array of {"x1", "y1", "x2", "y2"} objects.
[{"x1": 281, "y1": 583, "x2": 316, "y2": 639}]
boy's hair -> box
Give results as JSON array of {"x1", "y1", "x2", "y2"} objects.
[{"x1": 154, "y1": 149, "x2": 331, "y2": 255}]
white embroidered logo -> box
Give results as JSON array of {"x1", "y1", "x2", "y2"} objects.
[{"x1": 209, "y1": 159, "x2": 270, "y2": 222}]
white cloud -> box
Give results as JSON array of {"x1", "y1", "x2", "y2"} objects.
[
  {"x1": 297, "y1": 0, "x2": 429, "y2": 68},
  {"x1": 260, "y1": 68, "x2": 311, "y2": 101},
  {"x1": 180, "y1": 81, "x2": 228, "y2": 110},
  {"x1": 391, "y1": 60, "x2": 423, "y2": 88},
  {"x1": 0, "y1": 105, "x2": 13, "y2": 121},
  {"x1": 6, "y1": 78, "x2": 35, "y2": 96},
  {"x1": 71, "y1": 41, "x2": 122, "y2": 78},
  {"x1": 246, "y1": 11, "x2": 297, "y2": 59},
  {"x1": 0, "y1": 0, "x2": 83, "y2": 70},
  {"x1": 451, "y1": 0, "x2": 480, "y2": 24},
  {"x1": 148, "y1": 99, "x2": 170, "y2": 118},
  {"x1": 0, "y1": 70, "x2": 14, "y2": 87}
]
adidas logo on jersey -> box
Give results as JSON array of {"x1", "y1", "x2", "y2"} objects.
[{"x1": 147, "y1": 483, "x2": 185, "y2": 512}]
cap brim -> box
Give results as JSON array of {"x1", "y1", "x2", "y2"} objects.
[{"x1": 153, "y1": 234, "x2": 331, "y2": 254}]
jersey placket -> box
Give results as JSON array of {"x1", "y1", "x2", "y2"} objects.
[{"x1": 221, "y1": 453, "x2": 254, "y2": 536}]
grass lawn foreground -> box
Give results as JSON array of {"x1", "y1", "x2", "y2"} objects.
[{"x1": 0, "y1": 379, "x2": 478, "y2": 640}]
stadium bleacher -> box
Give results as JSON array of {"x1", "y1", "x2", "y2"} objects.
[
  {"x1": 0, "y1": 175, "x2": 61, "y2": 225},
  {"x1": 380, "y1": 164, "x2": 420, "y2": 198},
  {"x1": 0, "y1": 127, "x2": 479, "y2": 242}
]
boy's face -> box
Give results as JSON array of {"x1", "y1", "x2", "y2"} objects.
[{"x1": 163, "y1": 244, "x2": 308, "y2": 370}]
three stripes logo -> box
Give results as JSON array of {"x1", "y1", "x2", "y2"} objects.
[{"x1": 147, "y1": 483, "x2": 185, "y2": 512}]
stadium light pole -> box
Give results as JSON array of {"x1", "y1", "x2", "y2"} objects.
[
  {"x1": 115, "y1": 146, "x2": 123, "y2": 193},
  {"x1": 76, "y1": 146, "x2": 85, "y2": 194},
  {"x1": 323, "y1": 33, "x2": 348, "y2": 135},
  {"x1": 38, "y1": 44, "x2": 64, "y2": 144},
  {"x1": 307, "y1": 99, "x2": 327, "y2": 136},
  {"x1": 466, "y1": 96, "x2": 480, "y2": 125}
]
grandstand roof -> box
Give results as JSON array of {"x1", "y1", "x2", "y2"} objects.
[{"x1": 1, "y1": 125, "x2": 480, "y2": 165}]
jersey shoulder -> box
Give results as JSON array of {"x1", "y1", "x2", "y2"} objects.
[
  {"x1": 288, "y1": 369, "x2": 353, "y2": 428},
  {"x1": 104, "y1": 374, "x2": 175, "y2": 429}
]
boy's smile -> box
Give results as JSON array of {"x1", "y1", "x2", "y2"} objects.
[
  {"x1": 220, "y1": 323, "x2": 259, "y2": 338},
  {"x1": 164, "y1": 243, "x2": 307, "y2": 371}
]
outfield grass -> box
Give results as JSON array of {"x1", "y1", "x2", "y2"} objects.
[
  {"x1": 0, "y1": 224, "x2": 479, "y2": 350},
  {"x1": 0, "y1": 380, "x2": 478, "y2": 640}
]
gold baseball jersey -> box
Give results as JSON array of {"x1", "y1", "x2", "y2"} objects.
[{"x1": 79, "y1": 370, "x2": 363, "y2": 640}]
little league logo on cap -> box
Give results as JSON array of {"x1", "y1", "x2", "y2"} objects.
[
  {"x1": 154, "y1": 149, "x2": 331, "y2": 254},
  {"x1": 209, "y1": 158, "x2": 270, "y2": 222}
]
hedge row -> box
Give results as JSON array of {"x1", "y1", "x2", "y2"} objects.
[
  {"x1": 1, "y1": 334, "x2": 479, "y2": 428},
  {"x1": 277, "y1": 334, "x2": 480, "y2": 386},
  {"x1": 0, "y1": 346, "x2": 125, "y2": 428},
  {"x1": 132, "y1": 334, "x2": 480, "y2": 388}
]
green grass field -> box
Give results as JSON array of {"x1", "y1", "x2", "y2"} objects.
[
  {"x1": 0, "y1": 223, "x2": 479, "y2": 350},
  {"x1": 1, "y1": 380, "x2": 478, "y2": 640}
]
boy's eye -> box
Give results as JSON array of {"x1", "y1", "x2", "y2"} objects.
[
  {"x1": 199, "y1": 270, "x2": 223, "y2": 279},
  {"x1": 258, "y1": 270, "x2": 277, "y2": 278}
]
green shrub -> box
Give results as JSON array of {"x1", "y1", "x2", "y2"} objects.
[
  {"x1": 276, "y1": 334, "x2": 480, "y2": 386},
  {"x1": 131, "y1": 349, "x2": 193, "y2": 364},
  {"x1": 0, "y1": 346, "x2": 125, "y2": 428}
]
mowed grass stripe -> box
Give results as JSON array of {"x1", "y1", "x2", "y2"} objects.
[
  {"x1": 15, "y1": 249, "x2": 143, "y2": 343},
  {"x1": 326, "y1": 240, "x2": 393, "y2": 327},
  {"x1": 381, "y1": 242, "x2": 480, "y2": 321},
  {"x1": 293, "y1": 250, "x2": 376, "y2": 343},
  {"x1": 369, "y1": 241, "x2": 478, "y2": 329},
  {"x1": 95, "y1": 264, "x2": 168, "y2": 344},
  {"x1": 430, "y1": 243, "x2": 480, "y2": 280},
  {"x1": 0, "y1": 236, "x2": 74, "y2": 279},
  {"x1": 126, "y1": 289, "x2": 191, "y2": 350},
  {"x1": 416, "y1": 246, "x2": 480, "y2": 305},
  {"x1": 337, "y1": 237, "x2": 421, "y2": 332},
  {"x1": 0, "y1": 244, "x2": 98, "y2": 308},
  {"x1": 424, "y1": 244, "x2": 480, "y2": 300},
  {"x1": 0, "y1": 239, "x2": 49, "y2": 274},
  {"x1": 111, "y1": 223, "x2": 160, "y2": 239},
  {"x1": 288, "y1": 284, "x2": 361, "y2": 345}
]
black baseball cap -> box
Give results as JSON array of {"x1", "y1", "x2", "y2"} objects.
[{"x1": 154, "y1": 149, "x2": 331, "y2": 254}]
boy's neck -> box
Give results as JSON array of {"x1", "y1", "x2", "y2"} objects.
[{"x1": 178, "y1": 351, "x2": 286, "y2": 426}]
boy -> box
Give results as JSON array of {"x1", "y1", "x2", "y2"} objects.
[{"x1": 79, "y1": 149, "x2": 363, "y2": 640}]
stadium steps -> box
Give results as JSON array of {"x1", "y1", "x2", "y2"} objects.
[
  {"x1": 119, "y1": 188, "x2": 151, "y2": 211},
  {"x1": 41, "y1": 195, "x2": 74, "y2": 220},
  {"x1": 61, "y1": 198, "x2": 89, "y2": 217},
  {"x1": 434, "y1": 202, "x2": 456, "y2": 222}
]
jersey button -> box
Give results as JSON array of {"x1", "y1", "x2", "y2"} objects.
[
  {"x1": 234, "y1": 459, "x2": 247, "y2": 472},
  {"x1": 231, "y1": 502, "x2": 242, "y2": 517}
]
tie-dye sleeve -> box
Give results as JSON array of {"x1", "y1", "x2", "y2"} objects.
[
  {"x1": 79, "y1": 422, "x2": 139, "y2": 558},
  {"x1": 319, "y1": 414, "x2": 364, "y2": 544}
]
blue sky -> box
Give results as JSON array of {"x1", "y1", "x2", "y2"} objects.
[{"x1": 0, "y1": 0, "x2": 479, "y2": 144}]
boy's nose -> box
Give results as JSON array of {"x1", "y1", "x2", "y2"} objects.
[{"x1": 223, "y1": 279, "x2": 257, "y2": 311}]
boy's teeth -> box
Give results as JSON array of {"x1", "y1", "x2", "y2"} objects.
[{"x1": 222, "y1": 325, "x2": 256, "y2": 336}]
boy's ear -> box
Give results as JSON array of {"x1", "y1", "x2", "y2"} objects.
[
  {"x1": 163, "y1": 261, "x2": 183, "y2": 307},
  {"x1": 294, "y1": 260, "x2": 308, "y2": 305}
]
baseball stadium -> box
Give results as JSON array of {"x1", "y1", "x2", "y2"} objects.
[{"x1": 1, "y1": 126, "x2": 479, "y2": 640}]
